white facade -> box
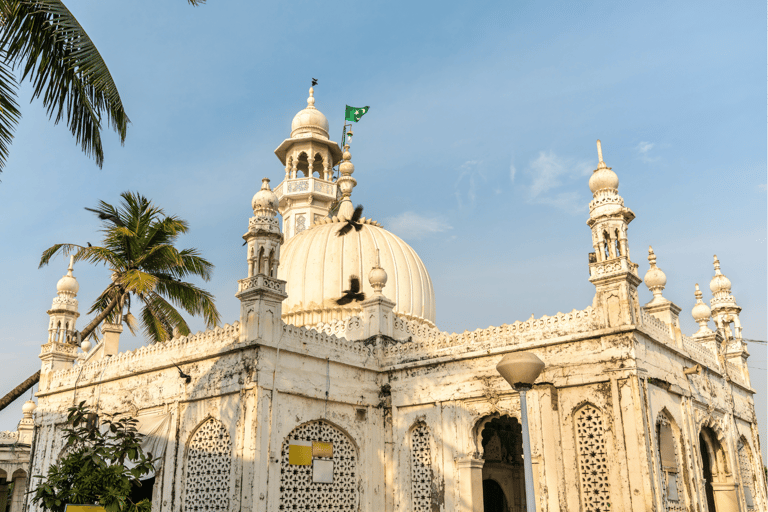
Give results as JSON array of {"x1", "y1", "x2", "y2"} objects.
[{"x1": 21, "y1": 92, "x2": 766, "y2": 512}]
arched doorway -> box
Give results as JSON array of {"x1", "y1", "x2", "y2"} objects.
[
  {"x1": 478, "y1": 415, "x2": 525, "y2": 512},
  {"x1": 483, "y1": 479, "x2": 508, "y2": 512},
  {"x1": 699, "y1": 432, "x2": 717, "y2": 512}
]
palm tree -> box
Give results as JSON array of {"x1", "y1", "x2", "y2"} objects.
[
  {"x1": 0, "y1": 0, "x2": 203, "y2": 173},
  {"x1": 0, "y1": 191, "x2": 220, "y2": 411}
]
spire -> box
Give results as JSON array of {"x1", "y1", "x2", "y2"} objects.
[
  {"x1": 307, "y1": 86, "x2": 316, "y2": 108},
  {"x1": 596, "y1": 139, "x2": 607, "y2": 169},
  {"x1": 708, "y1": 254, "x2": 741, "y2": 339},
  {"x1": 337, "y1": 144, "x2": 357, "y2": 220}
]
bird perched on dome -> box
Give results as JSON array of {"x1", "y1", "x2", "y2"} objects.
[
  {"x1": 337, "y1": 205, "x2": 364, "y2": 237},
  {"x1": 336, "y1": 276, "x2": 365, "y2": 305}
]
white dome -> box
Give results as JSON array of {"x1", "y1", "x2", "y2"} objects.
[
  {"x1": 588, "y1": 167, "x2": 619, "y2": 194},
  {"x1": 252, "y1": 178, "x2": 278, "y2": 216},
  {"x1": 278, "y1": 219, "x2": 436, "y2": 327},
  {"x1": 644, "y1": 266, "x2": 666, "y2": 289},
  {"x1": 57, "y1": 273, "x2": 79, "y2": 294},
  {"x1": 290, "y1": 88, "x2": 329, "y2": 139},
  {"x1": 709, "y1": 255, "x2": 731, "y2": 293}
]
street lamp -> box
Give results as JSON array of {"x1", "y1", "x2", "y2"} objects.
[{"x1": 496, "y1": 352, "x2": 545, "y2": 512}]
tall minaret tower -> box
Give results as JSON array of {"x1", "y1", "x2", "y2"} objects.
[
  {"x1": 586, "y1": 140, "x2": 642, "y2": 327},
  {"x1": 39, "y1": 257, "x2": 80, "y2": 387},
  {"x1": 273, "y1": 87, "x2": 343, "y2": 241},
  {"x1": 236, "y1": 178, "x2": 288, "y2": 344}
]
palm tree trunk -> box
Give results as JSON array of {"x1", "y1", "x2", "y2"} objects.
[
  {"x1": 0, "y1": 292, "x2": 123, "y2": 414},
  {"x1": 0, "y1": 371, "x2": 41, "y2": 412}
]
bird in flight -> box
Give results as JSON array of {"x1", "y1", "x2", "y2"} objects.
[
  {"x1": 312, "y1": 78, "x2": 318, "y2": 86},
  {"x1": 336, "y1": 204, "x2": 364, "y2": 237},
  {"x1": 173, "y1": 362, "x2": 192, "y2": 383},
  {"x1": 335, "y1": 276, "x2": 365, "y2": 305}
]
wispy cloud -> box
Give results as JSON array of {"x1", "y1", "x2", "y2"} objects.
[
  {"x1": 385, "y1": 211, "x2": 453, "y2": 240},
  {"x1": 509, "y1": 159, "x2": 517, "y2": 183},
  {"x1": 635, "y1": 141, "x2": 658, "y2": 163},
  {"x1": 518, "y1": 151, "x2": 592, "y2": 214},
  {"x1": 454, "y1": 160, "x2": 485, "y2": 209}
]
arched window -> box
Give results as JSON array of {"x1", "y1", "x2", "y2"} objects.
[
  {"x1": 738, "y1": 439, "x2": 757, "y2": 509},
  {"x1": 279, "y1": 420, "x2": 358, "y2": 511},
  {"x1": 410, "y1": 423, "x2": 432, "y2": 512},
  {"x1": 184, "y1": 418, "x2": 232, "y2": 512},
  {"x1": 575, "y1": 404, "x2": 611, "y2": 512},
  {"x1": 656, "y1": 414, "x2": 685, "y2": 511}
]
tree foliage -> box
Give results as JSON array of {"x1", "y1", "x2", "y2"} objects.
[{"x1": 31, "y1": 402, "x2": 156, "y2": 512}]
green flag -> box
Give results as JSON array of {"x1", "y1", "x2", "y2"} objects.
[{"x1": 345, "y1": 105, "x2": 369, "y2": 122}]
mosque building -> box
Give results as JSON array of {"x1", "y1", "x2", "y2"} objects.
[{"x1": 3, "y1": 88, "x2": 765, "y2": 512}]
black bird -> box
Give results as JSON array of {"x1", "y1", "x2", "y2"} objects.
[
  {"x1": 242, "y1": 240, "x2": 247, "y2": 246},
  {"x1": 87, "y1": 242, "x2": 92, "y2": 247},
  {"x1": 311, "y1": 78, "x2": 318, "y2": 87},
  {"x1": 336, "y1": 276, "x2": 365, "y2": 305},
  {"x1": 173, "y1": 363, "x2": 192, "y2": 383},
  {"x1": 336, "y1": 204, "x2": 364, "y2": 237}
]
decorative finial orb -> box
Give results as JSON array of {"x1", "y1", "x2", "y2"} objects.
[
  {"x1": 339, "y1": 144, "x2": 355, "y2": 176},
  {"x1": 22, "y1": 400, "x2": 36, "y2": 416},
  {"x1": 369, "y1": 265, "x2": 387, "y2": 294},
  {"x1": 307, "y1": 87, "x2": 315, "y2": 107},
  {"x1": 81, "y1": 338, "x2": 92, "y2": 353},
  {"x1": 692, "y1": 283, "x2": 711, "y2": 323},
  {"x1": 252, "y1": 177, "x2": 278, "y2": 217},
  {"x1": 709, "y1": 255, "x2": 731, "y2": 293},
  {"x1": 644, "y1": 246, "x2": 667, "y2": 291}
]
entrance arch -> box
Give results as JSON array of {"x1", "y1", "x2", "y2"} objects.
[
  {"x1": 477, "y1": 415, "x2": 524, "y2": 512},
  {"x1": 699, "y1": 426, "x2": 738, "y2": 511}
]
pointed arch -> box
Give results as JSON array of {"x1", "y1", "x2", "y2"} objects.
[
  {"x1": 738, "y1": 436, "x2": 758, "y2": 509},
  {"x1": 655, "y1": 409, "x2": 687, "y2": 510},
  {"x1": 296, "y1": 151, "x2": 310, "y2": 177},
  {"x1": 573, "y1": 402, "x2": 611, "y2": 512},
  {"x1": 268, "y1": 248, "x2": 276, "y2": 277},
  {"x1": 312, "y1": 153, "x2": 323, "y2": 177},
  {"x1": 257, "y1": 247, "x2": 265, "y2": 275},
  {"x1": 278, "y1": 419, "x2": 359, "y2": 512},
  {"x1": 183, "y1": 416, "x2": 232, "y2": 512}
]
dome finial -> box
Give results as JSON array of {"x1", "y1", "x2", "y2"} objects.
[
  {"x1": 337, "y1": 143, "x2": 357, "y2": 220},
  {"x1": 713, "y1": 254, "x2": 721, "y2": 274},
  {"x1": 692, "y1": 283, "x2": 713, "y2": 336},
  {"x1": 67, "y1": 255, "x2": 74, "y2": 276},
  {"x1": 307, "y1": 87, "x2": 315, "y2": 108}
]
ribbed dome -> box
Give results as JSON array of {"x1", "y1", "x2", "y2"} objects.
[
  {"x1": 278, "y1": 218, "x2": 436, "y2": 328},
  {"x1": 290, "y1": 87, "x2": 329, "y2": 139}
]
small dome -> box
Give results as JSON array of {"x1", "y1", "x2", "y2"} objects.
[
  {"x1": 589, "y1": 167, "x2": 619, "y2": 194},
  {"x1": 22, "y1": 400, "x2": 36, "y2": 415},
  {"x1": 291, "y1": 87, "x2": 329, "y2": 139},
  {"x1": 692, "y1": 300, "x2": 711, "y2": 323},
  {"x1": 252, "y1": 178, "x2": 278, "y2": 216},
  {"x1": 57, "y1": 259, "x2": 79, "y2": 294},
  {"x1": 709, "y1": 255, "x2": 731, "y2": 293}
]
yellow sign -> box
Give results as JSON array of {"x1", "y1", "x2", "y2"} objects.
[
  {"x1": 64, "y1": 506, "x2": 107, "y2": 512},
  {"x1": 312, "y1": 441, "x2": 333, "y2": 458},
  {"x1": 288, "y1": 441, "x2": 312, "y2": 465}
]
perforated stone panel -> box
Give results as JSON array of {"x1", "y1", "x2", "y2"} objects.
[
  {"x1": 279, "y1": 421, "x2": 358, "y2": 511},
  {"x1": 575, "y1": 405, "x2": 611, "y2": 512},
  {"x1": 739, "y1": 441, "x2": 756, "y2": 509},
  {"x1": 410, "y1": 423, "x2": 432, "y2": 512},
  {"x1": 184, "y1": 418, "x2": 232, "y2": 512}
]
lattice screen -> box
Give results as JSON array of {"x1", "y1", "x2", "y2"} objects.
[
  {"x1": 410, "y1": 423, "x2": 432, "y2": 512},
  {"x1": 184, "y1": 418, "x2": 232, "y2": 512},
  {"x1": 738, "y1": 441, "x2": 757, "y2": 509},
  {"x1": 575, "y1": 404, "x2": 611, "y2": 512},
  {"x1": 279, "y1": 421, "x2": 358, "y2": 511}
]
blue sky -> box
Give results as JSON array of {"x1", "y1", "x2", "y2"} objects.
[{"x1": 0, "y1": 0, "x2": 765, "y2": 460}]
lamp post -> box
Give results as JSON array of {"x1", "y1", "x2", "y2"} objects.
[{"x1": 496, "y1": 352, "x2": 545, "y2": 512}]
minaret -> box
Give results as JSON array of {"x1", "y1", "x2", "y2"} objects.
[
  {"x1": 273, "y1": 87, "x2": 343, "y2": 241},
  {"x1": 40, "y1": 257, "x2": 80, "y2": 386},
  {"x1": 708, "y1": 256, "x2": 750, "y2": 383},
  {"x1": 586, "y1": 140, "x2": 641, "y2": 327},
  {"x1": 236, "y1": 178, "x2": 288, "y2": 344}
]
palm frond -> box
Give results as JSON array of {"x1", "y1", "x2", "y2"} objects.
[
  {"x1": 1, "y1": 0, "x2": 129, "y2": 168},
  {"x1": 0, "y1": 51, "x2": 22, "y2": 173},
  {"x1": 38, "y1": 242, "x2": 83, "y2": 268},
  {"x1": 117, "y1": 269, "x2": 157, "y2": 296},
  {"x1": 155, "y1": 278, "x2": 220, "y2": 328}
]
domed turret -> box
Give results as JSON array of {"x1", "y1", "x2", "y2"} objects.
[
  {"x1": 22, "y1": 399, "x2": 36, "y2": 417},
  {"x1": 709, "y1": 255, "x2": 732, "y2": 294},
  {"x1": 290, "y1": 87, "x2": 330, "y2": 139},
  {"x1": 47, "y1": 256, "x2": 80, "y2": 345},
  {"x1": 252, "y1": 178, "x2": 278, "y2": 217}
]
